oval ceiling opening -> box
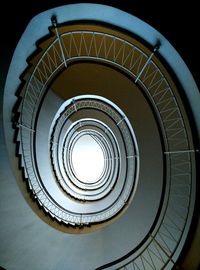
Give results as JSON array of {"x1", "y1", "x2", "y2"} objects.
[{"x1": 71, "y1": 133, "x2": 105, "y2": 184}]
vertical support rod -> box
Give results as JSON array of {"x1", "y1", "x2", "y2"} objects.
[
  {"x1": 17, "y1": 123, "x2": 35, "y2": 132},
  {"x1": 164, "y1": 149, "x2": 196, "y2": 154},
  {"x1": 51, "y1": 16, "x2": 67, "y2": 68},
  {"x1": 135, "y1": 43, "x2": 160, "y2": 83},
  {"x1": 71, "y1": 98, "x2": 77, "y2": 112}
]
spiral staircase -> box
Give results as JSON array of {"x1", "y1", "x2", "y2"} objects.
[{"x1": 1, "y1": 4, "x2": 199, "y2": 270}]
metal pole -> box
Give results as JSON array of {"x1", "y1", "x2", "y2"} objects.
[
  {"x1": 164, "y1": 149, "x2": 196, "y2": 154},
  {"x1": 135, "y1": 43, "x2": 160, "y2": 83},
  {"x1": 51, "y1": 16, "x2": 67, "y2": 68},
  {"x1": 17, "y1": 123, "x2": 35, "y2": 132}
]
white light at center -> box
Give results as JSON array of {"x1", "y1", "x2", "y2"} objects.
[{"x1": 71, "y1": 134, "x2": 105, "y2": 183}]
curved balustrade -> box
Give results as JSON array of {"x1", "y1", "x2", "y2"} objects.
[{"x1": 12, "y1": 20, "x2": 196, "y2": 269}]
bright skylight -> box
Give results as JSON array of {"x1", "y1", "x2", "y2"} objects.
[{"x1": 71, "y1": 134, "x2": 105, "y2": 183}]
